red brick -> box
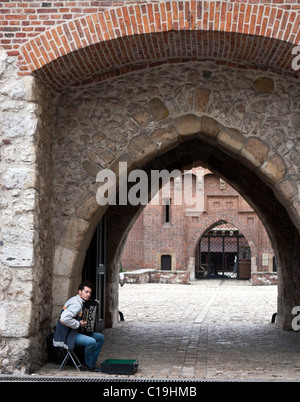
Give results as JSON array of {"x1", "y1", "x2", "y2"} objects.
[{"x1": 11, "y1": 1, "x2": 298, "y2": 82}]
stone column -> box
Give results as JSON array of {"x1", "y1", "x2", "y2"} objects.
[
  {"x1": 105, "y1": 263, "x2": 120, "y2": 328},
  {"x1": 0, "y1": 48, "x2": 54, "y2": 373},
  {"x1": 188, "y1": 256, "x2": 195, "y2": 281}
]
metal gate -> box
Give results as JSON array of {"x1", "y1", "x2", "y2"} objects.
[
  {"x1": 195, "y1": 225, "x2": 251, "y2": 279},
  {"x1": 82, "y1": 215, "x2": 106, "y2": 331}
]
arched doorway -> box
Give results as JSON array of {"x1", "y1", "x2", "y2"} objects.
[{"x1": 195, "y1": 222, "x2": 251, "y2": 280}]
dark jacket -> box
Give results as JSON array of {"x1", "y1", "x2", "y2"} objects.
[{"x1": 53, "y1": 295, "x2": 83, "y2": 350}]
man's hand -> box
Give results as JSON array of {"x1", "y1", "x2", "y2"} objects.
[{"x1": 80, "y1": 320, "x2": 87, "y2": 328}]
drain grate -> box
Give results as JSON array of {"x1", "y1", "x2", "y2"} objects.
[{"x1": 0, "y1": 375, "x2": 223, "y2": 382}]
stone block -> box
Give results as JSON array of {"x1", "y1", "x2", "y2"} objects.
[
  {"x1": 127, "y1": 134, "x2": 157, "y2": 165},
  {"x1": 75, "y1": 192, "x2": 99, "y2": 221},
  {"x1": 174, "y1": 114, "x2": 201, "y2": 136},
  {"x1": 194, "y1": 88, "x2": 211, "y2": 112},
  {"x1": 151, "y1": 127, "x2": 178, "y2": 153},
  {"x1": 289, "y1": 201, "x2": 300, "y2": 231},
  {"x1": 0, "y1": 266, "x2": 12, "y2": 300},
  {"x1": 259, "y1": 154, "x2": 286, "y2": 184},
  {"x1": 148, "y1": 98, "x2": 170, "y2": 121},
  {"x1": 0, "y1": 75, "x2": 36, "y2": 102},
  {"x1": 240, "y1": 138, "x2": 269, "y2": 168},
  {"x1": 275, "y1": 179, "x2": 298, "y2": 206},
  {"x1": 217, "y1": 128, "x2": 246, "y2": 154},
  {"x1": 81, "y1": 159, "x2": 101, "y2": 177},
  {"x1": 59, "y1": 217, "x2": 89, "y2": 252},
  {"x1": 52, "y1": 274, "x2": 73, "y2": 319},
  {"x1": 1, "y1": 168, "x2": 36, "y2": 190},
  {"x1": 0, "y1": 246, "x2": 34, "y2": 267},
  {"x1": 0, "y1": 112, "x2": 37, "y2": 139},
  {"x1": 200, "y1": 115, "x2": 223, "y2": 142},
  {"x1": 53, "y1": 245, "x2": 79, "y2": 277},
  {"x1": 109, "y1": 153, "x2": 136, "y2": 176},
  {"x1": 2, "y1": 145, "x2": 36, "y2": 164},
  {"x1": 0, "y1": 300, "x2": 32, "y2": 337},
  {"x1": 6, "y1": 279, "x2": 33, "y2": 302},
  {"x1": 253, "y1": 77, "x2": 274, "y2": 92},
  {"x1": 130, "y1": 106, "x2": 151, "y2": 127}
]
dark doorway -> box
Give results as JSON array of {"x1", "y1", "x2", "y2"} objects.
[
  {"x1": 161, "y1": 254, "x2": 172, "y2": 271},
  {"x1": 82, "y1": 216, "x2": 106, "y2": 331},
  {"x1": 195, "y1": 223, "x2": 251, "y2": 279}
]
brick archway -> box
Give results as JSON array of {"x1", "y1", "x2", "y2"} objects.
[
  {"x1": 190, "y1": 216, "x2": 258, "y2": 259},
  {"x1": 191, "y1": 217, "x2": 257, "y2": 279},
  {"x1": 20, "y1": 1, "x2": 300, "y2": 89}
]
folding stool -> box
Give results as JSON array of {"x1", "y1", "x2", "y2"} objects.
[{"x1": 58, "y1": 349, "x2": 82, "y2": 372}]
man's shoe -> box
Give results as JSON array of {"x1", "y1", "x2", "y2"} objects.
[
  {"x1": 81, "y1": 363, "x2": 101, "y2": 372},
  {"x1": 80, "y1": 364, "x2": 93, "y2": 372}
]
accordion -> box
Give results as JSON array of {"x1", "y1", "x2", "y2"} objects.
[{"x1": 80, "y1": 299, "x2": 99, "y2": 334}]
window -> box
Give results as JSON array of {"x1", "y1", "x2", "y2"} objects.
[
  {"x1": 165, "y1": 203, "x2": 170, "y2": 223},
  {"x1": 220, "y1": 179, "x2": 226, "y2": 190},
  {"x1": 163, "y1": 199, "x2": 171, "y2": 223},
  {"x1": 262, "y1": 253, "x2": 269, "y2": 267}
]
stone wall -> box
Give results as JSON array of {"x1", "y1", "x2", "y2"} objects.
[
  {"x1": 51, "y1": 61, "x2": 300, "y2": 331},
  {"x1": 0, "y1": 53, "x2": 299, "y2": 372},
  {"x1": 123, "y1": 269, "x2": 190, "y2": 284},
  {"x1": 52, "y1": 63, "x2": 300, "y2": 231},
  {"x1": 252, "y1": 273, "x2": 278, "y2": 286},
  {"x1": 0, "y1": 48, "x2": 55, "y2": 373}
]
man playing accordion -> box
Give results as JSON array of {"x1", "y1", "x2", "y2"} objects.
[{"x1": 53, "y1": 281, "x2": 104, "y2": 372}]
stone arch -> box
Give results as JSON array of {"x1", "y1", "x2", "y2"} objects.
[
  {"x1": 99, "y1": 125, "x2": 299, "y2": 329},
  {"x1": 52, "y1": 103, "x2": 300, "y2": 329},
  {"x1": 37, "y1": 4, "x2": 300, "y2": 330},
  {"x1": 20, "y1": 1, "x2": 300, "y2": 89}
]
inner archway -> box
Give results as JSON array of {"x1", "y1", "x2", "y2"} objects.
[{"x1": 195, "y1": 222, "x2": 252, "y2": 280}]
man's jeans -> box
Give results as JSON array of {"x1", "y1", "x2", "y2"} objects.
[{"x1": 75, "y1": 332, "x2": 104, "y2": 368}]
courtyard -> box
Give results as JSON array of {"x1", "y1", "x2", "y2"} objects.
[{"x1": 35, "y1": 280, "x2": 300, "y2": 381}]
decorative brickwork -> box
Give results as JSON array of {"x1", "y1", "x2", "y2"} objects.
[{"x1": 4, "y1": 1, "x2": 299, "y2": 87}]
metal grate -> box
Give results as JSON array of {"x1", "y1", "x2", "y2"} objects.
[
  {"x1": 0, "y1": 374, "x2": 227, "y2": 382},
  {"x1": 195, "y1": 225, "x2": 251, "y2": 279}
]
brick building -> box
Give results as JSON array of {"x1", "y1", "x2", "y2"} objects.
[{"x1": 122, "y1": 168, "x2": 276, "y2": 284}]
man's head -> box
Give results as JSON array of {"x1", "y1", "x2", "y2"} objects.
[{"x1": 78, "y1": 281, "x2": 94, "y2": 301}]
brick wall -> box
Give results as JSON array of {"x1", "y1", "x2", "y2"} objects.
[
  {"x1": 2, "y1": 0, "x2": 299, "y2": 55},
  {"x1": 0, "y1": 1, "x2": 298, "y2": 86}
]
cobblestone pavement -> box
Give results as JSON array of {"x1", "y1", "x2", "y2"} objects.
[{"x1": 36, "y1": 280, "x2": 300, "y2": 381}]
